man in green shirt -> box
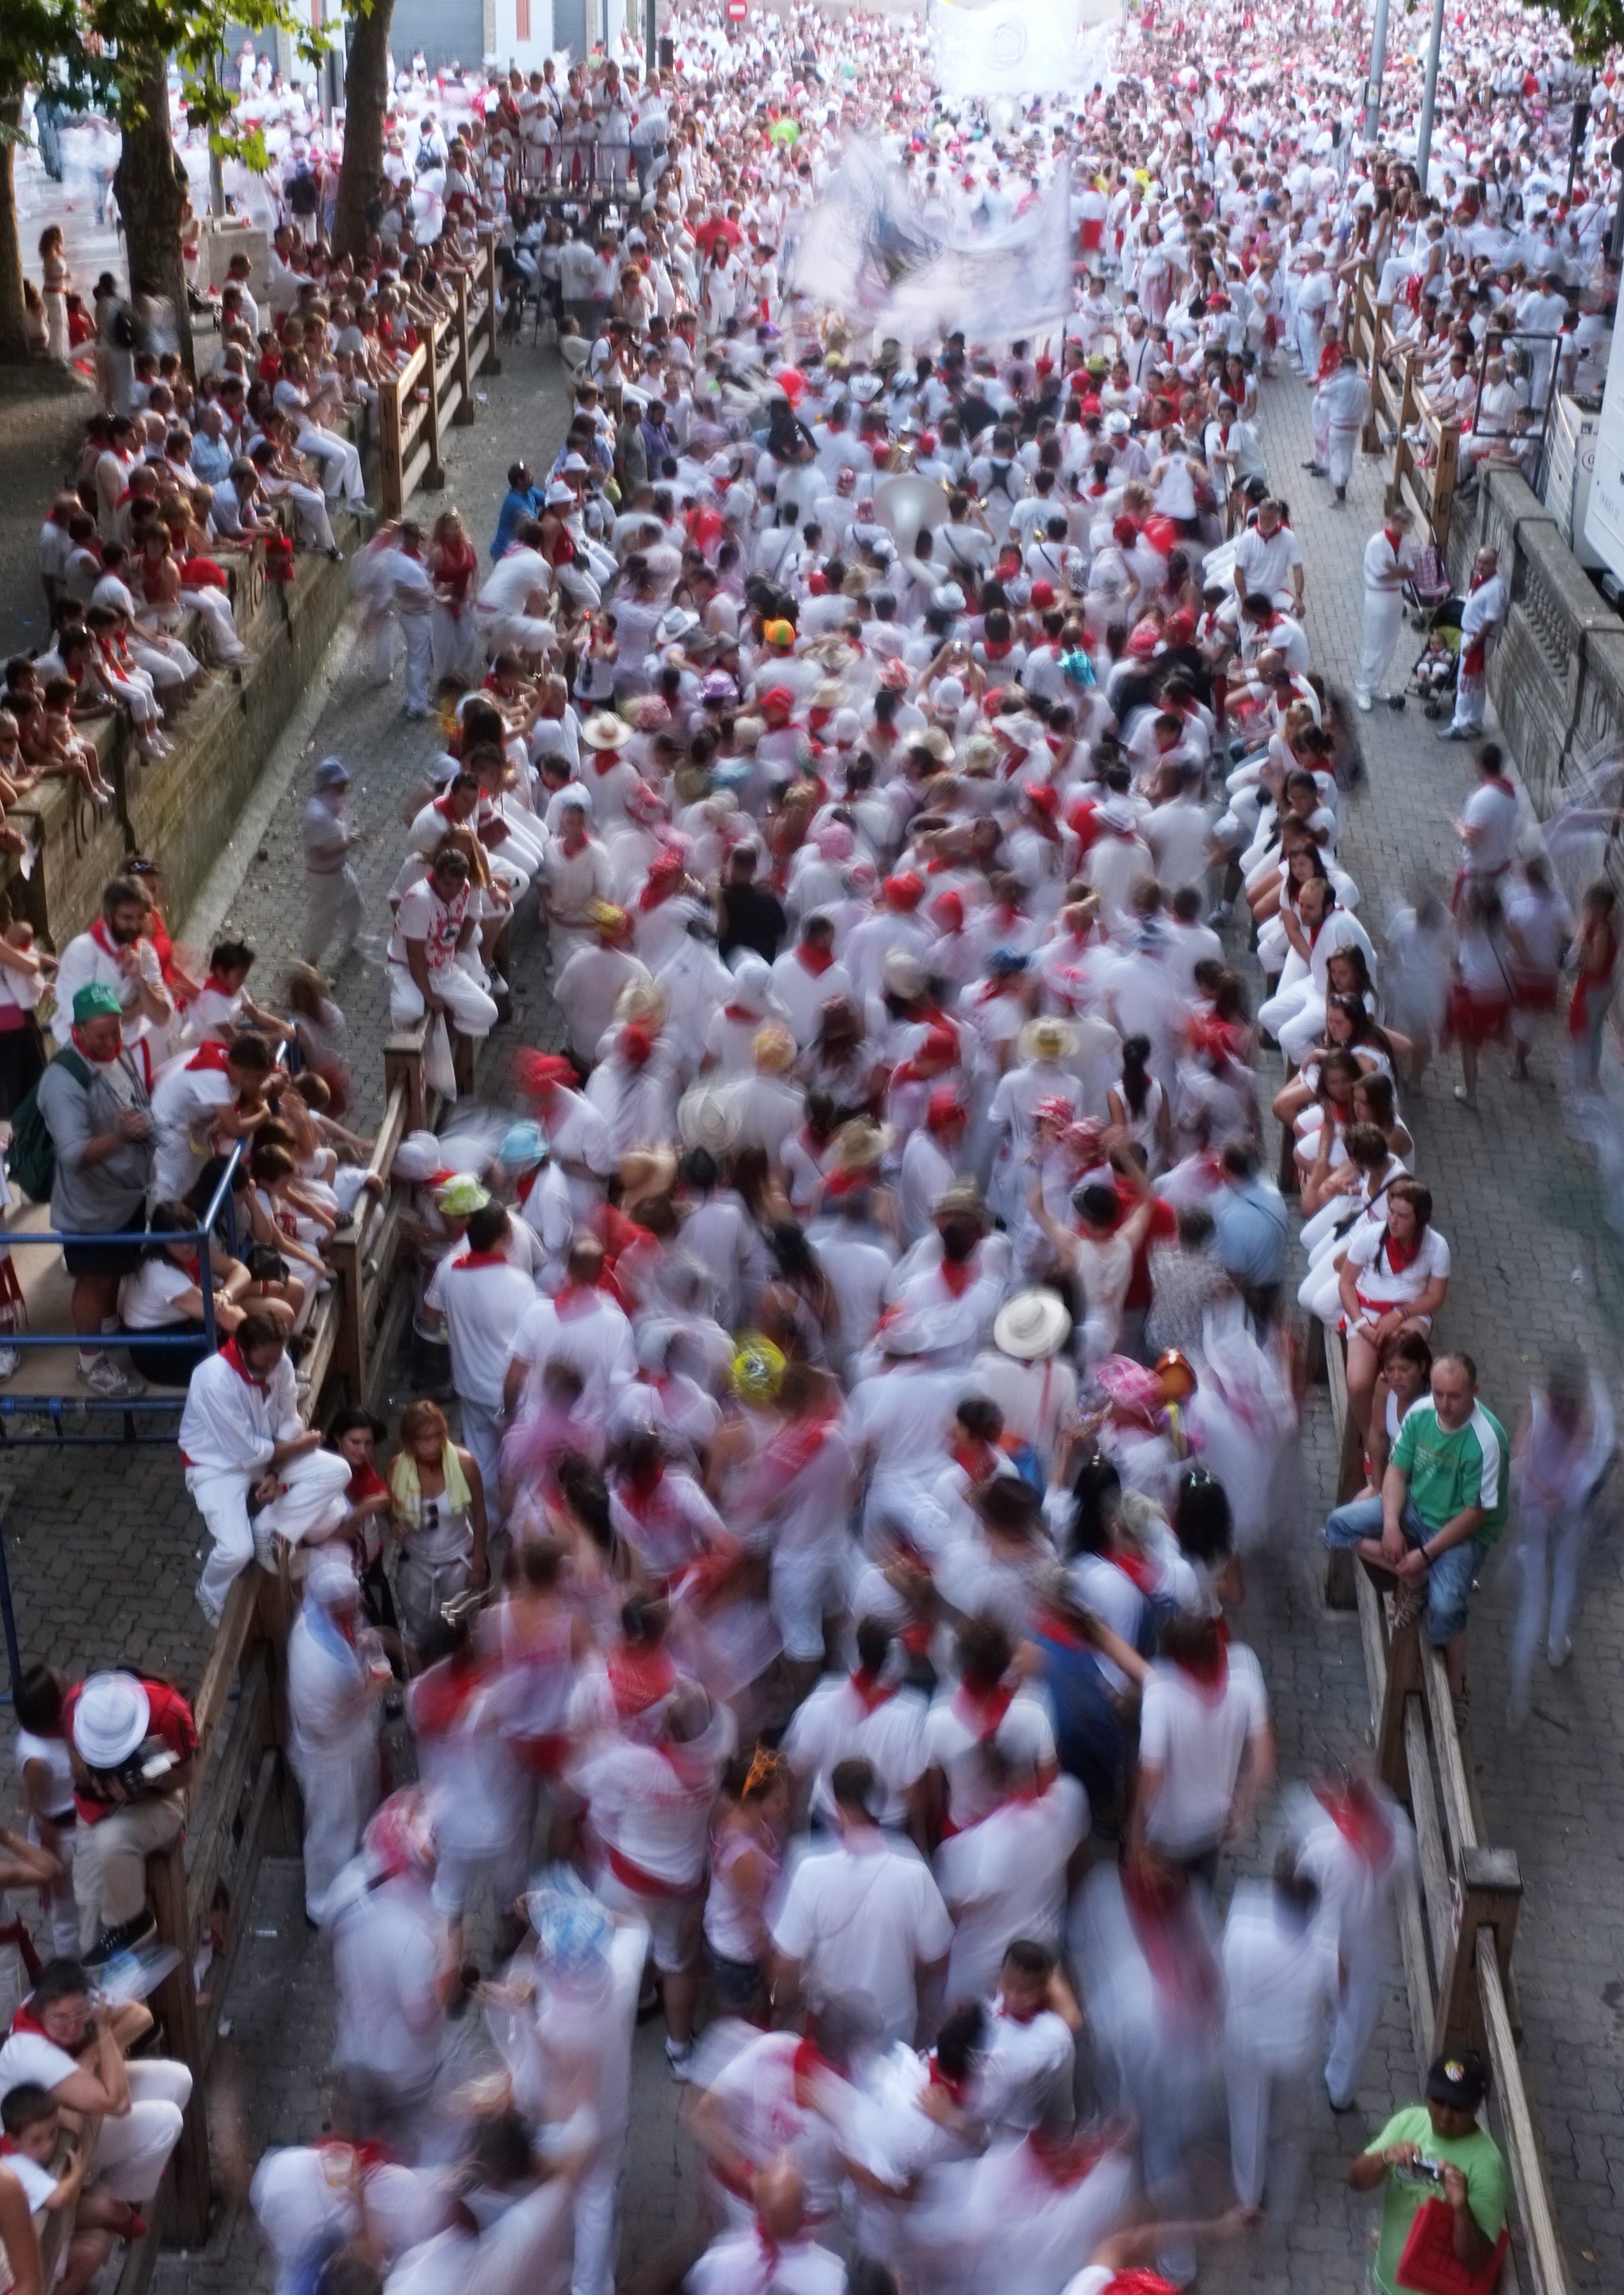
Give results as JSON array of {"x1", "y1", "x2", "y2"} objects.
[
  {"x1": 1324, "y1": 1348, "x2": 1507, "y2": 1726},
  {"x1": 1347, "y1": 2049, "x2": 1507, "y2": 2293}
]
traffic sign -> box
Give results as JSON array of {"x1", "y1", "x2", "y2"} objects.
[{"x1": 726, "y1": 0, "x2": 747, "y2": 20}]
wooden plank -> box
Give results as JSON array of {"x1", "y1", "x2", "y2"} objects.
[
  {"x1": 1479, "y1": 1953, "x2": 1572, "y2": 2295},
  {"x1": 1404, "y1": 1697, "x2": 1454, "y2": 1973},
  {"x1": 1421, "y1": 1642, "x2": 1477, "y2": 1852},
  {"x1": 199, "y1": 1749, "x2": 280, "y2": 2059},
  {"x1": 149, "y1": 1840, "x2": 211, "y2": 2244},
  {"x1": 184, "y1": 1649, "x2": 272, "y2": 1936},
  {"x1": 190, "y1": 1571, "x2": 259, "y2": 1780}
]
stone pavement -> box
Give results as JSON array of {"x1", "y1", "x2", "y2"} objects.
[{"x1": 1, "y1": 311, "x2": 1619, "y2": 2295}]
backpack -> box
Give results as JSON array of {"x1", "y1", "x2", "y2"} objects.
[{"x1": 7, "y1": 1046, "x2": 91, "y2": 1204}]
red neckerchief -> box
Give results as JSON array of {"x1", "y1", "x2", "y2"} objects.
[
  {"x1": 552, "y1": 1280, "x2": 602, "y2": 1319},
  {"x1": 724, "y1": 1003, "x2": 760, "y2": 1022},
  {"x1": 90, "y1": 920, "x2": 124, "y2": 958},
  {"x1": 69, "y1": 1025, "x2": 123, "y2": 1066},
  {"x1": 1111, "y1": 1548, "x2": 1157, "y2": 1594},
  {"x1": 200, "y1": 971, "x2": 240, "y2": 997},
  {"x1": 1313, "y1": 1780, "x2": 1394, "y2": 1868},
  {"x1": 1121, "y1": 1861, "x2": 1221, "y2": 2021},
  {"x1": 1026, "y1": 2125, "x2": 1105, "y2": 2187},
  {"x1": 927, "y1": 2052, "x2": 972, "y2": 2105},
  {"x1": 607, "y1": 1640, "x2": 676, "y2": 1719},
  {"x1": 847, "y1": 1667, "x2": 894, "y2": 1716},
  {"x1": 1169, "y1": 1642, "x2": 1230, "y2": 1700},
  {"x1": 9, "y1": 2000, "x2": 55, "y2": 2041},
  {"x1": 591, "y1": 748, "x2": 622, "y2": 776},
  {"x1": 1382, "y1": 1231, "x2": 1420, "y2": 1275},
  {"x1": 938, "y1": 1257, "x2": 976, "y2": 1298},
  {"x1": 453, "y1": 1249, "x2": 510, "y2": 1271},
  {"x1": 1383, "y1": 527, "x2": 1403, "y2": 551},
  {"x1": 951, "y1": 1435, "x2": 996, "y2": 1483},
  {"x1": 955, "y1": 1678, "x2": 1015, "y2": 1740},
  {"x1": 410, "y1": 1653, "x2": 484, "y2": 1736},
  {"x1": 759, "y1": 1403, "x2": 838, "y2": 1487},
  {"x1": 186, "y1": 1041, "x2": 234, "y2": 1073},
  {"x1": 221, "y1": 1337, "x2": 266, "y2": 1389},
  {"x1": 798, "y1": 943, "x2": 836, "y2": 977}
]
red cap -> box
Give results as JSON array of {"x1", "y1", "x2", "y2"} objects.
[
  {"x1": 884, "y1": 871, "x2": 925, "y2": 910},
  {"x1": 1112, "y1": 514, "x2": 1138, "y2": 547},
  {"x1": 807, "y1": 569, "x2": 829, "y2": 594},
  {"x1": 515, "y1": 1050, "x2": 576, "y2": 1095},
  {"x1": 927, "y1": 1086, "x2": 964, "y2": 1131},
  {"x1": 761, "y1": 685, "x2": 795, "y2": 714},
  {"x1": 1023, "y1": 779, "x2": 1059, "y2": 817},
  {"x1": 1167, "y1": 608, "x2": 1197, "y2": 642},
  {"x1": 1030, "y1": 580, "x2": 1057, "y2": 608},
  {"x1": 621, "y1": 1022, "x2": 655, "y2": 1066},
  {"x1": 920, "y1": 1024, "x2": 958, "y2": 1066},
  {"x1": 1126, "y1": 622, "x2": 1161, "y2": 658},
  {"x1": 931, "y1": 888, "x2": 964, "y2": 931}
]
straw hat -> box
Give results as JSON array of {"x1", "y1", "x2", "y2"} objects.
[
  {"x1": 582, "y1": 710, "x2": 633, "y2": 751},
  {"x1": 832, "y1": 1116, "x2": 893, "y2": 1173},
  {"x1": 615, "y1": 978, "x2": 668, "y2": 1028},
  {"x1": 752, "y1": 1022, "x2": 797, "y2": 1075},
  {"x1": 993, "y1": 1289, "x2": 1073, "y2": 1362},
  {"x1": 679, "y1": 1083, "x2": 742, "y2": 1154},
  {"x1": 1019, "y1": 1017, "x2": 1078, "y2": 1064}
]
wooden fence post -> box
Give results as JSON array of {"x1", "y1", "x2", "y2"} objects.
[
  {"x1": 329, "y1": 1218, "x2": 368, "y2": 1401},
  {"x1": 384, "y1": 1033, "x2": 426, "y2": 1133},
  {"x1": 1376, "y1": 1606, "x2": 1422, "y2": 1801},
  {"x1": 377, "y1": 373, "x2": 405, "y2": 518},
  {"x1": 1434, "y1": 420, "x2": 1460, "y2": 552},
  {"x1": 485, "y1": 233, "x2": 503, "y2": 376},
  {"x1": 1434, "y1": 1845, "x2": 1523, "y2": 2060},
  {"x1": 451, "y1": 275, "x2": 475, "y2": 428},
  {"x1": 149, "y1": 1840, "x2": 213, "y2": 2245},
  {"x1": 423, "y1": 323, "x2": 446, "y2": 494}
]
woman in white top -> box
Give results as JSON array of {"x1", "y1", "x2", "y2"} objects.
[
  {"x1": 1107, "y1": 1035, "x2": 1171, "y2": 1175},
  {"x1": 704, "y1": 1747, "x2": 790, "y2": 2021},
  {"x1": 1337, "y1": 1179, "x2": 1452, "y2": 1441}
]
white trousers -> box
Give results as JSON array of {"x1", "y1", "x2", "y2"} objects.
[
  {"x1": 399, "y1": 612, "x2": 433, "y2": 712},
  {"x1": 1257, "y1": 974, "x2": 1312, "y2": 1045},
  {"x1": 1328, "y1": 422, "x2": 1360, "y2": 490},
  {"x1": 182, "y1": 585, "x2": 247, "y2": 661},
  {"x1": 1225, "y1": 2044, "x2": 1313, "y2": 2217},
  {"x1": 298, "y1": 423, "x2": 366, "y2": 501},
  {"x1": 97, "y1": 2062, "x2": 195, "y2": 2200},
  {"x1": 572, "y1": 2146, "x2": 624, "y2": 2295},
  {"x1": 459, "y1": 1398, "x2": 505, "y2": 1526},
  {"x1": 387, "y1": 960, "x2": 499, "y2": 1039},
  {"x1": 189, "y1": 1464, "x2": 275, "y2": 1625},
  {"x1": 432, "y1": 602, "x2": 482, "y2": 687},
  {"x1": 289, "y1": 1723, "x2": 380, "y2": 1922},
  {"x1": 1509, "y1": 1494, "x2": 1596, "y2": 1709},
  {"x1": 1325, "y1": 1934, "x2": 1384, "y2": 2107},
  {"x1": 1451, "y1": 662, "x2": 1487, "y2": 733},
  {"x1": 271, "y1": 484, "x2": 336, "y2": 553},
  {"x1": 1276, "y1": 992, "x2": 1328, "y2": 1067},
  {"x1": 1359, "y1": 589, "x2": 1404, "y2": 698},
  {"x1": 305, "y1": 866, "x2": 364, "y2": 966}
]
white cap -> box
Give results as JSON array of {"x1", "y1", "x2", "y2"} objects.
[
  {"x1": 305, "y1": 1548, "x2": 361, "y2": 1606},
  {"x1": 71, "y1": 1673, "x2": 152, "y2": 1768}
]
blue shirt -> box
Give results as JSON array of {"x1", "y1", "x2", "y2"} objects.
[
  {"x1": 490, "y1": 484, "x2": 542, "y2": 560},
  {"x1": 190, "y1": 434, "x2": 233, "y2": 486},
  {"x1": 1212, "y1": 1176, "x2": 1290, "y2": 1286}
]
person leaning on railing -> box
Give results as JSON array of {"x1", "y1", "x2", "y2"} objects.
[{"x1": 60, "y1": 1671, "x2": 196, "y2": 1968}]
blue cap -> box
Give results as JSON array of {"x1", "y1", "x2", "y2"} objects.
[
  {"x1": 499, "y1": 1120, "x2": 546, "y2": 1168},
  {"x1": 314, "y1": 756, "x2": 350, "y2": 790}
]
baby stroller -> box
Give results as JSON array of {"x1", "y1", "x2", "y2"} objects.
[
  {"x1": 1404, "y1": 535, "x2": 1453, "y2": 626},
  {"x1": 1406, "y1": 594, "x2": 1463, "y2": 719}
]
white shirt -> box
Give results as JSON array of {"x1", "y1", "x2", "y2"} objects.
[
  {"x1": 179, "y1": 1346, "x2": 302, "y2": 1476},
  {"x1": 782, "y1": 1675, "x2": 930, "y2": 1829},
  {"x1": 935, "y1": 1777, "x2": 1087, "y2": 2000},
  {"x1": 772, "y1": 1834, "x2": 954, "y2": 2047},
  {"x1": 921, "y1": 1683, "x2": 1057, "y2": 1831},
  {"x1": 1221, "y1": 1878, "x2": 1338, "y2": 2070},
  {"x1": 1137, "y1": 1644, "x2": 1269, "y2": 1856},
  {"x1": 426, "y1": 1251, "x2": 539, "y2": 1410}
]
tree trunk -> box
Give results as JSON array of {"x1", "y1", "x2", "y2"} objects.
[
  {"x1": 332, "y1": 0, "x2": 396, "y2": 265},
  {"x1": 113, "y1": 45, "x2": 195, "y2": 380},
  {"x1": 0, "y1": 94, "x2": 31, "y2": 366}
]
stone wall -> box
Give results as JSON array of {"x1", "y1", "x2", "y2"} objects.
[
  {"x1": 3, "y1": 548, "x2": 352, "y2": 952},
  {"x1": 1450, "y1": 467, "x2": 1624, "y2": 815}
]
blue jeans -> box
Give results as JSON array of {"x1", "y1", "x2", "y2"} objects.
[{"x1": 1324, "y1": 1494, "x2": 1484, "y2": 1644}]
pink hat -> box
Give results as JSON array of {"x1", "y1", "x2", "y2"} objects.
[
  {"x1": 816, "y1": 822, "x2": 856, "y2": 860},
  {"x1": 1094, "y1": 1355, "x2": 1163, "y2": 1417}
]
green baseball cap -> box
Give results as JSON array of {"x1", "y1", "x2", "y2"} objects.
[{"x1": 72, "y1": 984, "x2": 124, "y2": 1024}]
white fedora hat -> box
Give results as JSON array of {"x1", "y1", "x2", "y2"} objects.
[{"x1": 993, "y1": 1287, "x2": 1072, "y2": 1362}]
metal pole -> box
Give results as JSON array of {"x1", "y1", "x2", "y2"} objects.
[
  {"x1": 0, "y1": 1497, "x2": 24, "y2": 1701},
  {"x1": 645, "y1": 0, "x2": 657, "y2": 79},
  {"x1": 1414, "y1": 0, "x2": 1447, "y2": 192},
  {"x1": 1568, "y1": 69, "x2": 1594, "y2": 206},
  {"x1": 1363, "y1": 0, "x2": 1391, "y2": 145}
]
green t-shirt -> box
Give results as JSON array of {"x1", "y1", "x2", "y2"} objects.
[
  {"x1": 1390, "y1": 1403, "x2": 1511, "y2": 1543},
  {"x1": 1365, "y1": 2103, "x2": 1509, "y2": 2294}
]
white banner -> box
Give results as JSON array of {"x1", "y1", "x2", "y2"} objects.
[
  {"x1": 789, "y1": 141, "x2": 1073, "y2": 345},
  {"x1": 931, "y1": 0, "x2": 1086, "y2": 98}
]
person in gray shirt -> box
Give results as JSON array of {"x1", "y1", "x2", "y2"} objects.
[{"x1": 37, "y1": 983, "x2": 154, "y2": 1399}]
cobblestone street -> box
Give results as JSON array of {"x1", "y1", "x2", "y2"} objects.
[{"x1": 1, "y1": 314, "x2": 1621, "y2": 2294}]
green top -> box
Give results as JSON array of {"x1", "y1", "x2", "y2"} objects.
[
  {"x1": 1390, "y1": 1402, "x2": 1511, "y2": 1543},
  {"x1": 1365, "y1": 2103, "x2": 1509, "y2": 2294}
]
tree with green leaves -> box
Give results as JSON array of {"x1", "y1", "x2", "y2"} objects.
[
  {"x1": 0, "y1": 0, "x2": 319, "y2": 372},
  {"x1": 1539, "y1": 0, "x2": 1624, "y2": 66},
  {"x1": 332, "y1": 0, "x2": 396, "y2": 264}
]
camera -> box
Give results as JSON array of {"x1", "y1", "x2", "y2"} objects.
[{"x1": 106, "y1": 1738, "x2": 180, "y2": 1799}]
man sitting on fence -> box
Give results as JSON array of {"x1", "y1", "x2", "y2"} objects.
[
  {"x1": 1322, "y1": 1349, "x2": 1508, "y2": 1731},
  {"x1": 60, "y1": 1668, "x2": 195, "y2": 1969},
  {"x1": 179, "y1": 1310, "x2": 320, "y2": 1625}
]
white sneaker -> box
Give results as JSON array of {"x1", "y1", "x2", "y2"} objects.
[
  {"x1": 1548, "y1": 1637, "x2": 1573, "y2": 1670},
  {"x1": 0, "y1": 1347, "x2": 18, "y2": 1381},
  {"x1": 1354, "y1": 690, "x2": 1372, "y2": 712},
  {"x1": 665, "y1": 2037, "x2": 695, "y2": 2084},
  {"x1": 79, "y1": 1354, "x2": 145, "y2": 1400}
]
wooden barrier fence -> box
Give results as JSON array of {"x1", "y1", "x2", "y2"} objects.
[
  {"x1": 1341, "y1": 258, "x2": 1463, "y2": 553},
  {"x1": 378, "y1": 236, "x2": 503, "y2": 521},
  {"x1": 1315, "y1": 1278, "x2": 1572, "y2": 2295}
]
